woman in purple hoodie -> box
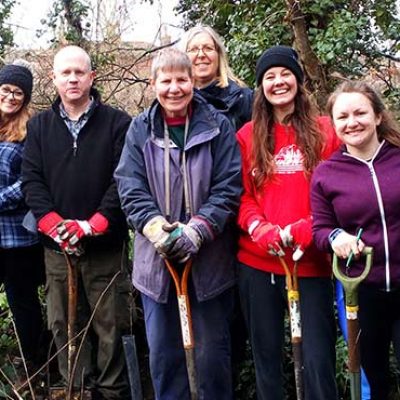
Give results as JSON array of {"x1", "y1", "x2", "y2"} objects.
[{"x1": 311, "y1": 80, "x2": 400, "y2": 400}]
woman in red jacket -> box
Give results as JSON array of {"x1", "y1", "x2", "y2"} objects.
[{"x1": 236, "y1": 46, "x2": 340, "y2": 400}]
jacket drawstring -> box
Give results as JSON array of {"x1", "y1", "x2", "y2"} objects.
[{"x1": 163, "y1": 115, "x2": 192, "y2": 221}]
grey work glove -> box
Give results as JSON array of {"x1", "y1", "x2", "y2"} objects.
[
  {"x1": 142, "y1": 215, "x2": 179, "y2": 257},
  {"x1": 165, "y1": 216, "x2": 215, "y2": 263}
]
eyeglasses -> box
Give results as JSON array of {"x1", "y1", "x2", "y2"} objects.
[
  {"x1": 0, "y1": 86, "x2": 24, "y2": 101},
  {"x1": 187, "y1": 45, "x2": 217, "y2": 55}
]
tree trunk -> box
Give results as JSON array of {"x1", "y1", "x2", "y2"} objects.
[
  {"x1": 285, "y1": 0, "x2": 329, "y2": 108},
  {"x1": 62, "y1": 0, "x2": 84, "y2": 44}
]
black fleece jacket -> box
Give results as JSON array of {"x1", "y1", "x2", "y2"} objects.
[{"x1": 22, "y1": 89, "x2": 131, "y2": 250}]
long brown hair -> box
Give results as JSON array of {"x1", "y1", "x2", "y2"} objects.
[
  {"x1": 327, "y1": 80, "x2": 400, "y2": 147},
  {"x1": 251, "y1": 83, "x2": 324, "y2": 189},
  {"x1": 0, "y1": 105, "x2": 32, "y2": 142}
]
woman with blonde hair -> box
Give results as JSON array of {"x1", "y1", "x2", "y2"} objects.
[
  {"x1": 180, "y1": 25, "x2": 253, "y2": 130},
  {"x1": 0, "y1": 60, "x2": 45, "y2": 372}
]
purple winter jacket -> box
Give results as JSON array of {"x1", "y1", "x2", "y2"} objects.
[
  {"x1": 311, "y1": 141, "x2": 400, "y2": 291},
  {"x1": 115, "y1": 93, "x2": 242, "y2": 303}
]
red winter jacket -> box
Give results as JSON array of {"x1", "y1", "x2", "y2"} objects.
[{"x1": 236, "y1": 116, "x2": 340, "y2": 277}]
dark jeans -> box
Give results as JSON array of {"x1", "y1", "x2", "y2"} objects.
[
  {"x1": 231, "y1": 286, "x2": 248, "y2": 376},
  {"x1": 359, "y1": 284, "x2": 400, "y2": 400},
  {"x1": 0, "y1": 244, "x2": 45, "y2": 363},
  {"x1": 238, "y1": 262, "x2": 338, "y2": 400},
  {"x1": 141, "y1": 283, "x2": 234, "y2": 400},
  {"x1": 44, "y1": 244, "x2": 132, "y2": 400}
]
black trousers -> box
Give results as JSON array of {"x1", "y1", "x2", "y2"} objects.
[
  {"x1": 238, "y1": 262, "x2": 338, "y2": 400},
  {"x1": 0, "y1": 244, "x2": 45, "y2": 363},
  {"x1": 359, "y1": 284, "x2": 400, "y2": 400}
]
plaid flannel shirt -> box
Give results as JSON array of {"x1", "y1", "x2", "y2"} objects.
[
  {"x1": 0, "y1": 141, "x2": 38, "y2": 248},
  {"x1": 59, "y1": 97, "x2": 95, "y2": 139}
]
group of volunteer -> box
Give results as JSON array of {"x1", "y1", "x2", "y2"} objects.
[{"x1": 1, "y1": 24, "x2": 399, "y2": 400}]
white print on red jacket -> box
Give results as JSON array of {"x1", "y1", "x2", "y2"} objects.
[{"x1": 274, "y1": 144, "x2": 304, "y2": 174}]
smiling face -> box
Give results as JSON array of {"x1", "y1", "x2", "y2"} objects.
[
  {"x1": 0, "y1": 84, "x2": 25, "y2": 117},
  {"x1": 152, "y1": 68, "x2": 194, "y2": 118},
  {"x1": 186, "y1": 32, "x2": 219, "y2": 88},
  {"x1": 331, "y1": 92, "x2": 381, "y2": 158},
  {"x1": 262, "y1": 66, "x2": 298, "y2": 116},
  {"x1": 52, "y1": 47, "x2": 95, "y2": 106}
]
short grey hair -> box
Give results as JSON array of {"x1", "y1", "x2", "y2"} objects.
[{"x1": 150, "y1": 48, "x2": 192, "y2": 80}]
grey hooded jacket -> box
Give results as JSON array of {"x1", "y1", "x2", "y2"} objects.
[{"x1": 115, "y1": 93, "x2": 242, "y2": 303}]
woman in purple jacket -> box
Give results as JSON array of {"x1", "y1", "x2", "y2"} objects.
[{"x1": 311, "y1": 80, "x2": 400, "y2": 400}]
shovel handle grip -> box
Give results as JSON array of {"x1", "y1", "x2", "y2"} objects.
[
  {"x1": 279, "y1": 256, "x2": 300, "y2": 291},
  {"x1": 333, "y1": 246, "x2": 373, "y2": 307},
  {"x1": 164, "y1": 259, "x2": 192, "y2": 296}
]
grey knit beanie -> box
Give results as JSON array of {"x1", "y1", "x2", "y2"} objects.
[
  {"x1": 255, "y1": 46, "x2": 304, "y2": 86},
  {"x1": 0, "y1": 59, "x2": 33, "y2": 104}
]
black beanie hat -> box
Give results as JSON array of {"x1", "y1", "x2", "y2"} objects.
[
  {"x1": 0, "y1": 59, "x2": 33, "y2": 104},
  {"x1": 255, "y1": 45, "x2": 304, "y2": 86}
]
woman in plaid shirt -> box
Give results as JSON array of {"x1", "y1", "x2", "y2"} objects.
[{"x1": 0, "y1": 60, "x2": 45, "y2": 374}]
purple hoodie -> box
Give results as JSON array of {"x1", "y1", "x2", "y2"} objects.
[{"x1": 311, "y1": 141, "x2": 400, "y2": 291}]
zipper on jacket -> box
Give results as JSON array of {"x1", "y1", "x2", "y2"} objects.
[
  {"x1": 368, "y1": 163, "x2": 391, "y2": 291},
  {"x1": 73, "y1": 138, "x2": 77, "y2": 156},
  {"x1": 344, "y1": 144, "x2": 391, "y2": 291}
]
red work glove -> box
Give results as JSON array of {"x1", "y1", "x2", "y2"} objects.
[
  {"x1": 58, "y1": 212, "x2": 109, "y2": 245},
  {"x1": 60, "y1": 241, "x2": 85, "y2": 256},
  {"x1": 37, "y1": 211, "x2": 64, "y2": 244},
  {"x1": 250, "y1": 221, "x2": 284, "y2": 255},
  {"x1": 37, "y1": 211, "x2": 84, "y2": 255},
  {"x1": 281, "y1": 217, "x2": 313, "y2": 261}
]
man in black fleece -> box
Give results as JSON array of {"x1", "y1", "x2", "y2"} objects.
[{"x1": 22, "y1": 45, "x2": 132, "y2": 400}]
